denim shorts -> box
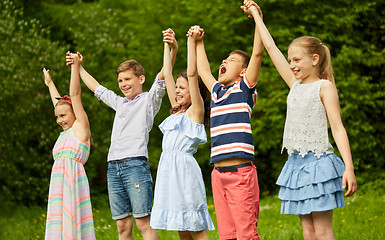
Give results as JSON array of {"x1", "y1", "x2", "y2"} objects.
[{"x1": 107, "y1": 157, "x2": 154, "y2": 220}]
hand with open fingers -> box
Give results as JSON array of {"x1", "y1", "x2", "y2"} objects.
[
  {"x1": 342, "y1": 169, "x2": 357, "y2": 197},
  {"x1": 43, "y1": 68, "x2": 53, "y2": 86}
]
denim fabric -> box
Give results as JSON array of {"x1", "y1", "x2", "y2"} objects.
[{"x1": 107, "y1": 157, "x2": 153, "y2": 219}]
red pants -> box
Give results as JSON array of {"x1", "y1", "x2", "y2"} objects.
[{"x1": 212, "y1": 163, "x2": 260, "y2": 240}]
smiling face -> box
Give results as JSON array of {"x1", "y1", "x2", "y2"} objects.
[
  {"x1": 55, "y1": 104, "x2": 75, "y2": 131},
  {"x1": 118, "y1": 70, "x2": 144, "y2": 100},
  {"x1": 218, "y1": 53, "x2": 246, "y2": 86},
  {"x1": 175, "y1": 76, "x2": 191, "y2": 107},
  {"x1": 288, "y1": 45, "x2": 319, "y2": 82}
]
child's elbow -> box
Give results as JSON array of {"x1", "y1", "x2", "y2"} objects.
[
  {"x1": 264, "y1": 42, "x2": 277, "y2": 53},
  {"x1": 187, "y1": 70, "x2": 198, "y2": 78},
  {"x1": 252, "y1": 51, "x2": 264, "y2": 59},
  {"x1": 70, "y1": 92, "x2": 81, "y2": 98}
]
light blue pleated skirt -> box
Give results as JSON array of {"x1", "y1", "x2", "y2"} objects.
[{"x1": 276, "y1": 151, "x2": 345, "y2": 215}]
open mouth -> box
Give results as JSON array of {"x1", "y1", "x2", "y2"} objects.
[{"x1": 220, "y1": 66, "x2": 226, "y2": 76}]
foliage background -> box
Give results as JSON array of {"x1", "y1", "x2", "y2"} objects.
[{"x1": 0, "y1": 0, "x2": 384, "y2": 205}]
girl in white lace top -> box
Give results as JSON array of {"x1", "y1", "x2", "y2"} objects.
[{"x1": 244, "y1": 1, "x2": 357, "y2": 239}]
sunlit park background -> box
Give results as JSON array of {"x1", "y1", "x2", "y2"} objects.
[{"x1": 1, "y1": 0, "x2": 384, "y2": 239}]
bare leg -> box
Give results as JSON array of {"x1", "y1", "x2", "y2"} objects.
[
  {"x1": 299, "y1": 214, "x2": 316, "y2": 240},
  {"x1": 178, "y1": 231, "x2": 193, "y2": 240},
  {"x1": 136, "y1": 215, "x2": 159, "y2": 240},
  {"x1": 312, "y1": 210, "x2": 335, "y2": 240},
  {"x1": 300, "y1": 210, "x2": 335, "y2": 240},
  {"x1": 116, "y1": 216, "x2": 134, "y2": 240},
  {"x1": 190, "y1": 230, "x2": 209, "y2": 240}
]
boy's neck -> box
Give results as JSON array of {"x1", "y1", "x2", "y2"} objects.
[
  {"x1": 221, "y1": 77, "x2": 242, "y2": 87},
  {"x1": 127, "y1": 90, "x2": 143, "y2": 100}
]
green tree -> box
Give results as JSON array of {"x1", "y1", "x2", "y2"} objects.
[
  {"x1": 0, "y1": 0, "x2": 68, "y2": 204},
  {"x1": 2, "y1": 0, "x2": 384, "y2": 204}
]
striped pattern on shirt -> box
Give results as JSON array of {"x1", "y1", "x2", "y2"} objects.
[
  {"x1": 210, "y1": 76, "x2": 257, "y2": 164},
  {"x1": 45, "y1": 128, "x2": 95, "y2": 240}
]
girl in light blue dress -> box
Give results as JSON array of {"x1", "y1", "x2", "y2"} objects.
[{"x1": 150, "y1": 27, "x2": 214, "y2": 240}]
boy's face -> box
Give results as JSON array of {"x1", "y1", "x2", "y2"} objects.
[
  {"x1": 117, "y1": 70, "x2": 145, "y2": 100},
  {"x1": 218, "y1": 53, "x2": 246, "y2": 86}
]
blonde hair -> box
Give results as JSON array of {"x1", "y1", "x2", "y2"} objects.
[
  {"x1": 290, "y1": 36, "x2": 335, "y2": 84},
  {"x1": 54, "y1": 98, "x2": 93, "y2": 144},
  {"x1": 55, "y1": 98, "x2": 73, "y2": 109}
]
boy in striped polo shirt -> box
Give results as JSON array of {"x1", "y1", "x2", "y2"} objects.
[{"x1": 192, "y1": 2, "x2": 263, "y2": 240}]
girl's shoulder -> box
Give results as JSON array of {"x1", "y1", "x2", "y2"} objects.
[
  {"x1": 319, "y1": 79, "x2": 338, "y2": 99},
  {"x1": 319, "y1": 79, "x2": 336, "y2": 90}
]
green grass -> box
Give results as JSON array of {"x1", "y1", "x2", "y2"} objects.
[{"x1": 1, "y1": 182, "x2": 384, "y2": 240}]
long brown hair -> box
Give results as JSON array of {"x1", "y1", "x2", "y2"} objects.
[
  {"x1": 290, "y1": 36, "x2": 335, "y2": 84},
  {"x1": 170, "y1": 71, "x2": 211, "y2": 127}
]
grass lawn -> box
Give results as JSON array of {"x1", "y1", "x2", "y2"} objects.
[{"x1": 1, "y1": 180, "x2": 384, "y2": 239}]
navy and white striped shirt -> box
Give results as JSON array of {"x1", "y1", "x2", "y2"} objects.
[{"x1": 210, "y1": 76, "x2": 257, "y2": 164}]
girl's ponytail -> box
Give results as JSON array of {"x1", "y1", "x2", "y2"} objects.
[{"x1": 319, "y1": 44, "x2": 334, "y2": 84}]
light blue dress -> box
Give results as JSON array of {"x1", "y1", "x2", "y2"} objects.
[{"x1": 150, "y1": 114, "x2": 215, "y2": 231}]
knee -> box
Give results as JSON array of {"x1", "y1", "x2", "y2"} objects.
[
  {"x1": 135, "y1": 216, "x2": 151, "y2": 232},
  {"x1": 116, "y1": 219, "x2": 132, "y2": 235},
  {"x1": 314, "y1": 227, "x2": 334, "y2": 240},
  {"x1": 302, "y1": 226, "x2": 316, "y2": 240}
]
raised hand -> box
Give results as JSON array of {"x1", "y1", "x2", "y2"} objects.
[
  {"x1": 241, "y1": 0, "x2": 263, "y2": 19},
  {"x1": 76, "y1": 52, "x2": 83, "y2": 63},
  {"x1": 66, "y1": 51, "x2": 74, "y2": 67},
  {"x1": 71, "y1": 52, "x2": 81, "y2": 65},
  {"x1": 43, "y1": 68, "x2": 53, "y2": 86},
  {"x1": 187, "y1": 25, "x2": 204, "y2": 41},
  {"x1": 162, "y1": 28, "x2": 178, "y2": 50}
]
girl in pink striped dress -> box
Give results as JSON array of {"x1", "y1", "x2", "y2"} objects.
[{"x1": 43, "y1": 52, "x2": 95, "y2": 240}]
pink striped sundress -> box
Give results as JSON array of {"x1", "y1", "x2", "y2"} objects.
[{"x1": 45, "y1": 128, "x2": 95, "y2": 240}]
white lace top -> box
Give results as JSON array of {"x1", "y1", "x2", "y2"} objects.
[{"x1": 282, "y1": 80, "x2": 334, "y2": 157}]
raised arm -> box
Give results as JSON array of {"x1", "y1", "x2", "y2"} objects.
[
  {"x1": 163, "y1": 38, "x2": 177, "y2": 108},
  {"x1": 158, "y1": 28, "x2": 178, "y2": 81},
  {"x1": 194, "y1": 27, "x2": 217, "y2": 93},
  {"x1": 66, "y1": 52, "x2": 100, "y2": 92},
  {"x1": 321, "y1": 81, "x2": 357, "y2": 197},
  {"x1": 43, "y1": 68, "x2": 60, "y2": 107},
  {"x1": 241, "y1": 2, "x2": 264, "y2": 86},
  {"x1": 186, "y1": 26, "x2": 205, "y2": 124},
  {"x1": 69, "y1": 53, "x2": 91, "y2": 142},
  {"x1": 162, "y1": 29, "x2": 178, "y2": 108},
  {"x1": 242, "y1": 0, "x2": 296, "y2": 88}
]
